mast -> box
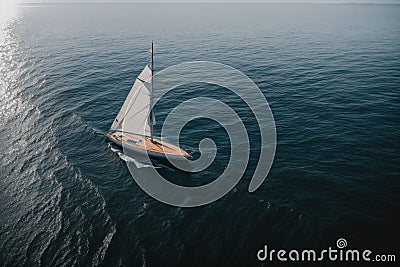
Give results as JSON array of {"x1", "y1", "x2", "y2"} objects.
[{"x1": 150, "y1": 41, "x2": 154, "y2": 142}]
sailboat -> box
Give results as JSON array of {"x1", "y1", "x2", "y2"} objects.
[{"x1": 106, "y1": 43, "x2": 191, "y2": 160}]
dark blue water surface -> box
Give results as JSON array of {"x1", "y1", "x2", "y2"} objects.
[{"x1": 1, "y1": 3, "x2": 399, "y2": 266}]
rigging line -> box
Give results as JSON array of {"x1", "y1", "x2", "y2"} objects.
[
  {"x1": 151, "y1": 41, "x2": 155, "y2": 141},
  {"x1": 127, "y1": 103, "x2": 150, "y2": 120},
  {"x1": 118, "y1": 81, "x2": 151, "y2": 122}
]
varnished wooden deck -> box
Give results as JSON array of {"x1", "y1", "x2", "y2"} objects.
[{"x1": 106, "y1": 131, "x2": 190, "y2": 158}]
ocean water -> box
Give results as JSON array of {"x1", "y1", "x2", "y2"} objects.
[{"x1": 1, "y1": 3, "x2": 399, "y2": 266}]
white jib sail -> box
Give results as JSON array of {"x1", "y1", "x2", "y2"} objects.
[{"x1": 110, "y1": 64, "x2": 152, "y2": 137}]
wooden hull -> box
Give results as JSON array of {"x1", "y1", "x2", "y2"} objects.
[{"x1": 106, "y1": 131, "x2": 191, "y2": 161}]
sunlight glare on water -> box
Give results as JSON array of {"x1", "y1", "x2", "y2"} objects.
[
  {"x1": 0, "y1": 0, "x2": 19, "y2": 126},
  {"x1": 0, "y1": 0, "x2": 18, "y2": 25}
]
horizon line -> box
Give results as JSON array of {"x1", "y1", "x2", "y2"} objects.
[
  {"x1": 16, "y1": 1, "x2": 400, "y2": 5},
  {"x1": 15, "y1": 0, "x2": 400, "y2": 4}
]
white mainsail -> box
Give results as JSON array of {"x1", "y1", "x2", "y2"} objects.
[{"x1": 110, "y1": 64, "x2": 153, "y2": 137}]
